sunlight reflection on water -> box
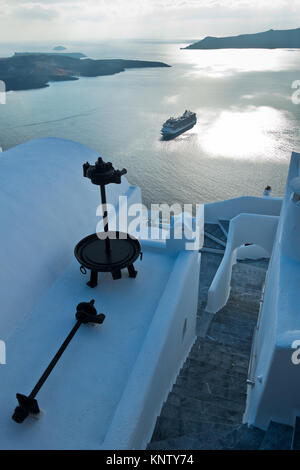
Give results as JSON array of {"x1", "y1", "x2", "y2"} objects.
[
  {"x1": 183, "y1": 48, "x2": 300, "y2": 78},
  {"x1": 197, "y1": 106, "x2": 292, "y2": 160}
]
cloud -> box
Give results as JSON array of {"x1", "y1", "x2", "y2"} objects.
[
  {"x1": 0, "y1": 0, "x2": 300, "y2": 41},
  {"x1": 11, "y1": 4, "x2": 60, "y2": 20},
  {"x1": 6, "y1": 0, "x2": 76, "y2": 3}
]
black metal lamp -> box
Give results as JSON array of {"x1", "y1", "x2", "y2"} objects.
[{"x1": 74, "y1": 157, "x2": 142, "y2": 287}]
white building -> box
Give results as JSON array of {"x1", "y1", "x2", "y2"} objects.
[{"x1": 0, "y1": 138, "x2": 299, "y2": 449}]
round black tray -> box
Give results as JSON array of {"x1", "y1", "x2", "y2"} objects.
[{"x1": 74, "y1": 231, "x2": 141, "y2": 286}]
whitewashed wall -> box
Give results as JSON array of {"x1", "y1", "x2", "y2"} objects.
[
  {"x1": 101, "y1": 249, "x2": 201, "y2": 450},
  {"x1": 245, "y1": 152, "x2": 300, "y2": 429},
  {"x1": 204, "y1": 196, "x2": 282, "y2": 224}
]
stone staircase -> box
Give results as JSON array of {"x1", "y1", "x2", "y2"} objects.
[
  {"x1": 147, "y1": 221, "x2": 299, "y2": 450},
  {"x1": 200, "y1": 219, "x2": 229, "y2": 255}
]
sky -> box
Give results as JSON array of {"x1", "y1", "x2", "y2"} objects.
[{"x1": 0, "y1": 0, "x2": 300, "y2": 42}]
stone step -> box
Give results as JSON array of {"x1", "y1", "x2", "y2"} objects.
[
  {"x1": 207, "y1": 322, "x2": 253, "y2": 347},
  {"x1": 166, "y1": 391, "x2": 244, "y2": 420},
  {"x1": 192, "y1": 336, "x2": 251, "y2": 361},
  {"x1": 207, "y1": 320, "x2": 254, "y2": 344},
  {"x1": 207, "y1": 317, "x2": 253, "y2": 344},
  {"x1": 160, "y1": 402, "x2": 241, "y2": 426},
  {"x1": 212, "y1": 320, "x2": 256, "y2": 341},
  {"x1": 206, "y1": 328, "x2": 252, "y2": 354},
  {"x1": 180, "y1": 350, "x2": 249, "y2": 378},
  {"x1": 232, "y1": 263, "x2": 267, "y2": 290},
  {"x1": 175, "y1": 375, "x2": 247, "y2": 404},
  {"x1": 204, "y1": 223, "x2": 227, "y2": 243},
  {"x1": 226, "y1": 290, "x2": 262, "y2": 306},
  {"x1": 229, "y1": 289, "x2": 264, "y2": 305},
  {"x1": 230, "y1": 287, "x2": 264, "y2": 302},
  {"x1": 233, "y1": 260, "x2": 267, "y2": 273},
  {"x1": 148, "y1": 425, "x2": 265, "y2": 450},
  {"x1": 204, "y1": 429, "x2": 245, "y2": 449},
  {"x1": 215, "y1": 311, "x2": 257, "y2": 331},
  {"x1": 189, "y1": 348, "x2": 249, "y2": 374},
  {"x1": 150, "y1": 416, "x2": 235, "y2": 441},
  {"x1": 147, "y1": 427, "x2": 237, "y2": 450},
  {"x1": 232, "y1": 425, "x2": 266, "y2": 450},
  {"x1": 214, "y1": 305, "x2": 258, "y2": 323},
  {"x1": 218, "y1": 301, "x2": 260, "y2": 321},
  {"x1": 238, "y1": 258, "x2": 269, "y2": 270},
  {"x1": 200, "y1": 247, "x2": 225, "y2": 255},
  {"x1": 203, "y1": 235, "x2": 226, "y2": 251},
  {"x1": 181, "y1": 357, "x2": 248, "y2": 379},
  {"x1": 205, "y1": 424, "x2": 265, "y2": 450},
  {"x1": 189, "y1": 343, "x2": 250, "y2": 371},
  {"x1": 148, "y1": 436, "x2": 198, "y2": 450},
  {"x1": 204, "y1": 336, "x2": 250, "y2": 359},
  {"x1": 217, "y1": 296, "x2": 261, "y2": 311},
  {"x1": 184, "y1": 354, "x2": 248, "y2": 377},
  {"x1": 211, "y1": 307, "x2": 258, "y2": 331},
  {"x1": 260, "y1": 421, "x2": 293, "y2": 450},
  {"x1": 214, "y1": 312, "x2": 258, "y2": 330},
  {"x1": 178, "y1": 367, "x2": 247, "y2": 392},
  {"x1": 204, "y1": 231, "x2": 227, "y2": 248},
  {"x1": 171, "y1": 383, "x2": 245, "y2": 412}
]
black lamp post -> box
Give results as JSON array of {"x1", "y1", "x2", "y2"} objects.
[{"x1": 75, "y1": 157, "x2": 142, "y2": 287}]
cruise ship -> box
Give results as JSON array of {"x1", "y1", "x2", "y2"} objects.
[{"x1": 161, "y1": 110, "x2": 197, "y2": 139}]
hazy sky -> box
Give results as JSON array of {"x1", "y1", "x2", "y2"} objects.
[{"x1": 0, "y1": 0, "x2": 300, "y2": 42}]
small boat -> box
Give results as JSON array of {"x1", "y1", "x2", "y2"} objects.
[{"x1": 161, "y1": 110, "x2": 197, "y2": 140}]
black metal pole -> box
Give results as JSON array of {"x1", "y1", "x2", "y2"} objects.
[
  {"x1": 100, "y1": 184, "x2": 111, "y2": 253},
  {"x1": 12, "y1": 300, "x2": 105, "y2": 423},
  {"x1": 29, "y1": 320, "x2": 82, "y2": 399}
]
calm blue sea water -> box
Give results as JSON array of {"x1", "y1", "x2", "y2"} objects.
[{"x1": 0, "y1": 40, "x2": 300, "y2": 205}]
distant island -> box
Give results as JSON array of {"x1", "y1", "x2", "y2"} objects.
[
  {"x1": 53, "y1": 46, "x2": 67, "y2": 51},
  {"x1": 185, "y1": 27, "x2": 300, "y2": 49},
  {"x1": 14, "y1": 52, "x2": 87, "y2": 59},
  {"x1": 0, "y1": 54, "x2": 170, "y2": 91}
]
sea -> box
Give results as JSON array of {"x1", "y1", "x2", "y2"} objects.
[{"x1": 0, "y1": 39, "x2": 299, "y2": 206}]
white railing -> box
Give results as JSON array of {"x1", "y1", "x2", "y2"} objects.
[
  {"x1": 204, "y1": 196, "x2": 282, "y2": 224},
  {"x1": 205, "y1": 213, "x2": 279, "y2": 314}
]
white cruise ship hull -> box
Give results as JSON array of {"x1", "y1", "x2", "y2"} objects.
[{"x1": 161, "y1": 119, "x2": 196, "y2": 140}]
